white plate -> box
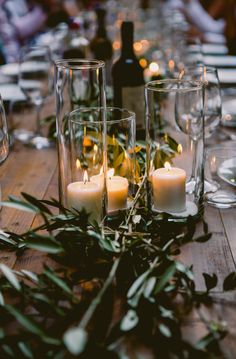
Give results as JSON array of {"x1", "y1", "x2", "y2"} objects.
[
  {"x1": 0, "y1": 84, "x2": 26, "y2": 101},
  {"x1": 188, "y1": 44, "x2": 227, "y2": 55},
  {"x1": 204, "y1": 55, "x2": 236, "y2": 67},
  {"x1": 218, "y1": 158, "x2": 236, "y2": 187},
  {"x1": 0, "y1": 63, "x2": 19, "y2": 77},
  {"x1": 218, "y1": 69, "x2": 236, "y2": 84}
]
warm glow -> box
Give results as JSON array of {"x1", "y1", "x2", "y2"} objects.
[
  {"x1": 141, "y1": 39, "x2": 149, "y2": 46},
  {"x1": 164, "y1": 162, "x2": 171, "y2": 171},
  {"x1": 76, "y1": 159, "x2": 81, "y2": 169},
  {"x1": 139, "y1": 58, "x2": 147, "y2": 68},
  {"x1": 113, "y1": 41, "x2": 120, "y2": 50},
  {"x1": 149, "y1": 62, "x2": 159, "y2": 73},
  {"x1": 134, "y1": 41, "x2": 142, "y2": 52},
  {"x1": 94, "y1": 144, "x2": 98, "y2": 153},
  {"x1": 177, "y1": 144, "x2": 183, "y2": 154},
  {"x1": 168, "y1": 59, "x2": 175, "y2": 71},
  {"x1": 83, "y1": 136, "x2": 92, "y2": 147},
  {"x1": 108, "y1": 168, "x2": 115, "y2": 178}
]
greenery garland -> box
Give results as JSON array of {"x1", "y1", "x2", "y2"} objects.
[{"x1": 0, "y1": 183, "x2": 235, "y2": 359}]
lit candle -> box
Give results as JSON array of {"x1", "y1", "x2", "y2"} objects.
[
  {"x1": 91, "y1": 169, "x2": 129, "y2": 212},
  {"x1": 67, "y1": 171, "x2": 102, "y2": 223},
  {"x1": 152, "y1": 162, "x2": 186, "y2": 213}
]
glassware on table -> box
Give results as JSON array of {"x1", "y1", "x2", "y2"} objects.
[
  {"x1": 145, "y1": 79, "x2": 204, "y2": 220},
  {"x1": 18, "y1": 45, "x2": 53, "y2": 149},
  {"x1": 205, "y1": 145, "x2": 236, "y2": 208},
  {"x1": 55, "y1": 59, "x2": 106, "y2": 206},
  {"x1": 0, "y1": 95, "x2": 9, "y2": 206},
  {"x1": 178, "y1": 65, "x2": 222, "y2": 139},
  {"x1": 66, "y1": 107, "x2": 136, "y2": 221}
]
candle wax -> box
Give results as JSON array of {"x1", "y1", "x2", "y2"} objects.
[
  {"x1": 152, "y1": 167, "x2": 186, "y2": 213},
  {"x1": 67, "y1": 181, "x2": 102, "y2": 223}
]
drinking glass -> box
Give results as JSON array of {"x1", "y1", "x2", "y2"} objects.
[
  {"x1": 55, "y1": 59, "x2": 106, "y2": 205},
  {"x1": 178, "y1": 65, "x2": 222, "y2": 138},
  {"x1": 0, "y1": 95, "x2": 9, "y2": 205},
  {"x1": 145, "y1": 79, "x2": 204, "y2": 219},
  {"x1": 18, "y1": 45, "x2": 53, "y2": 149},
  {"x1": 205, "y1": 145, "x2": 236, "y2": 208}
]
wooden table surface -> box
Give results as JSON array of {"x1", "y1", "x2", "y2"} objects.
[{"x1": 0, "y1": 103, "x2": 236, "y2": 358}]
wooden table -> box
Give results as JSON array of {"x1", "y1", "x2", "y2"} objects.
[{"x1": 0, "y1": 105, "x2": 236, "y2": 358}]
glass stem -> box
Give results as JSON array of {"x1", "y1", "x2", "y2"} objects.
[
  {"x1": 35, "y1": 103, "x2": 42, "y2": 136},
  {"x1": 190, "y1": 139, "x2": 197, "y2": 182}
]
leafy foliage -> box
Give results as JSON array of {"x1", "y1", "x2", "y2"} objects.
[{"x1": 0, "y1": 190, "x2": 229, "y2": 358}]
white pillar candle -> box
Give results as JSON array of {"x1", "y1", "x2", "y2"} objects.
[
  {"x1": 67, "y1": 177, "x2": 102, "y2": 223},
  {"x1": 108, "y1": 176, "x2": 129, "y2": 212},
  {"x1": 152, "y1": 162, "x2": 186, "y2": 213},
  {"x1": 90, "y1": 170, "x2": 129, "y2": 212}
]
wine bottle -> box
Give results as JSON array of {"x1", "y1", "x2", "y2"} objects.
[
  {"x1": 112, "y1": 21, "x2": 145, "y2": 129},
  {"x1": 90, "y1": 8, "x2": 113, "y2": 85}
]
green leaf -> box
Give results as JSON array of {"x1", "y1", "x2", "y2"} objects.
[
  {"x1": 0, "y1": 291, "x2": 5, "y2": 306},
  {"x1": 159, "y1": 323, "x2": 171, "y2": 338},
  {"x1": 21, "y1": 192, "x2": 52, "y2": 215},
  {"x1": 1, "y1": 195, "x2": 39, "y2": 213},
  {"x1": 18, "y1": 342, "x2": 34, "y2": 359},
  {"x1": 21, "y1": 270, "x2": 39, "y2": 283},
  {"x1": 195, "y1": 333, "x2": 215, "y2": 350},
  {"x1": 63, "y1": 327, "x2": 88, "y2": 355},
  {"x1": 24, "y1": 236, "x2": 64, "y2": 254},
  {"x1": 5, "y1": 305, "x2": 45, "y2": 336},
  {"x1": 203, "y1": 273, "x2": 218, "y2": 292},
  {"x1": 195, "y1": 233, "x2": 212, "y2": 243},
  {"x1": 44, "y1": 269, "x2": 72, "y2": 295},
  {"x1": 144, "y1": 276, "x2": 156, "y2": 299},
  {"x1": 127, "y1": 269, "x2": 150, "y2": 299},
  {"x1": 154, "y1": 263, "x2": 176, "y2": 294},
  {"x1": 223, "y1": 272, "x2": 236, "y2": 291},
  {"x1": 120, "y1": 309, "x2": 139, "y2": 332},
  {"x1": 0, "y1": 264, "x2": 21, "y2": 291}
]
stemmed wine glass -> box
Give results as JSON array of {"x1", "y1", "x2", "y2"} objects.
[
  {"x1": 18, "y1": 45, "x2": 53, "y2": 149},
  {"x1": 0, "y1": 95, "x2": 9, "y2": 206},
  {"x1": 178, "y1": 65, "x2": 222, "y2": 139},
  {"x1": 175, "y1": 80, "x2": 204, "y2": 194},
  {"x1": 178, "y1": 65, "x2": 222, "y2": 192}
]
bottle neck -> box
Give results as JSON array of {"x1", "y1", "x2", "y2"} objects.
[{"x1": 121, "y1": 33, "x2": 135, "y2": 58}]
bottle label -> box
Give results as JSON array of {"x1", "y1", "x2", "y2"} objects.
[{"x1": 122, "y1": 85, "x2": 144, "y2": 129}]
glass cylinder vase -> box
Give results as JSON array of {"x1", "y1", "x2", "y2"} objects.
[
  {"x1": 145, "y1": 79, "x2": 204, "y2": 220},
  {"x1": 68, "y1": 107, "x2": 136, "y2": 218},
  {"x1": 55, "y1": 59, "x2": 106, "y2": 205}
]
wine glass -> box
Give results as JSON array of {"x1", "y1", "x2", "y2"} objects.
[
  {"x1": 0, "y1": 95, "x2": 9, "y2": 206},
  {"x1": 18, "y1": 45, "x2": 53, "y2": 149},
  {"x1": 178, "y1": 65, "x2": 222, "y2": 192},
  {"x1": 175, "y1": 80, "x2": 204, "y2": 194},
  {"x1": 178, "y1": 65, "x2": 222, "y2": 139}
]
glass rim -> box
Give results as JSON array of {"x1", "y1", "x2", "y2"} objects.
[
  {"x1": 180, "y1": 64, "x2": 217, "y2": 73},
  {"x1": 206, "y1": 145, "x2": 236, "y2": 154},
  {"x1": 145, "y1": 79, "x2": 203, "y2": 93},
  {"x1": 55, "y1": 58, "x2": 105, "y2": 70},
  {"x1": 69, "y1": 106, "x2": 136, "y2": 125}
]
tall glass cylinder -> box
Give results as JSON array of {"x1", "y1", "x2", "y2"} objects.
[
  {"x1": 68, "y1": 107, "x2": 136, "y2": 217},
  {"x1": 145, "y1": 79, "x2": 204, "y2": 220},
  {"x1": 0, "y1": 95, "x2": 9, "y2": 207},
  {"x1": 55, "y1": 59, "x2": 106, "y2": 204}
]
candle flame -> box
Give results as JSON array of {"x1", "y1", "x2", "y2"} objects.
[
  {"x1": 76, "y1": 159, "x2": 81, "y2": 169},
  {"x1": 168, "y1": 59, "x2": 175, "y2": 71},
  {"x1": 177, "y1": 144, "x2": 183, "y2": 154},
  {"x1": 99, "y1": 167, "x2": 103, "y2": 175},
  {"x1": 83, "y1": 170, "x2": 89, "y2": 183},
  {"x1": 108, "y1": 168, "x2": 115, "y2": 178},
  {"x1": 164, "y1": 162, "x2": 171, "y2": 171}
]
